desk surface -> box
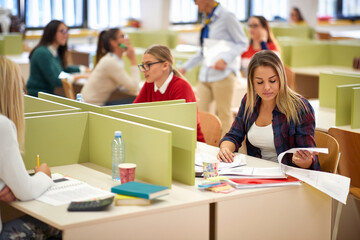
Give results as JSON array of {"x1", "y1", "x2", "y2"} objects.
[
  {"x1": 293, "y1": 65, "x2": 360, "y2": 77},
  {"x1": 8, "y1": 149, "x2": 331, "y2": 239},
  {"x1": 10, "y1": 163, "x2": 211, "y2": 239},
  {"x1": 310, "y1": 99, "x2": 360, "y2": 133}
]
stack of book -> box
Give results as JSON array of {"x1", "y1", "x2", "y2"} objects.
[{"x1": 111, "y1": 181, "x2": 170, "y2": 206}]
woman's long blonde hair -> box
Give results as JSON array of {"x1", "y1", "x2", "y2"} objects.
[
  {"x1": 0, "y1": 56, "x2": 25, "y2": 151},
  {"x1": 245, "y1": 50, "x2": 308, "y2": 125},
  {"x1": 144, "y1": 44, "x2": 186, "y2": 80}
]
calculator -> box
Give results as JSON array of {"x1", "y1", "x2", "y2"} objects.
[{"x1": 67, "y1": 196, "x2": 114, "y2": 212}]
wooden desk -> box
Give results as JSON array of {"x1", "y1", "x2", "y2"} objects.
[
  {"x1": 310, "y1": 99, "x2": 360, "y2": 133},
  {"x1": 292, "y1": 66, "x2": 360, "y2": 99},
  {"x1": 181, "y1": 143, "x2": 332, "y2": 240},
  {"x1": 7, "y1": 163, "x2": 210, "y2": 240},
  {"x1": 7, "y1": 153, "x2": 332, "y2": 239},
  {"x1": 217, "y1": 155, "x2": 330, "y2": 240}
]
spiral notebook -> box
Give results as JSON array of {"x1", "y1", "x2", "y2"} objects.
[{"x1": 36, "y1": 173, "x2": 113, "y2": 206}]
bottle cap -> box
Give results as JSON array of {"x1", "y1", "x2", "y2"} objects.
[
  {"x1": 76, "y1": 93, "x2": 82, "y2": 98},
  {"x1": 115, "y1": 131, "x2": 122, "y2": 137}
]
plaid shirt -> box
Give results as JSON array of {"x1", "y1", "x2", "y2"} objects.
[{"x1": 220, "y1": 94, "x2": 321, "y2": 170}]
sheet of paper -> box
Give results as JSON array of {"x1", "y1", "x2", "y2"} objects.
[
  {"x1": 277, "y1": 148, "x2": 350, "y2": 204},
  {"x1": 36, "y1": 173, "x2": 113, "y2": 206},
  {"x1": 219, "y1": 167, "x2": 286, "y2": 178},
  {"x1": 277, "y1": 147, "x2": 329, "y2": 164},
  {"x1": 58, "y1": 71, "x2": 71, "y2": 79},
  {"x1": 195, "y1": 152, "x2": 246, "y2": 169},
  {"x1": 203, "y1": 38, "x2": 240, "y2": 69}
]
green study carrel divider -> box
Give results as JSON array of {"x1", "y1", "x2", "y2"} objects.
[
  {"x1": 23, "y1": 112, "x2": 172, "y2": 188},
  {"x1": 117, "y1": 103, "x2": 197, "y2": 129},
  {"x1": 319, "y1": 73, "x2": 360, "y2": 108},
  {"x1": 336, "y1": 84, "x2": 360, "y2": 126},
  {"x1": 329, "y1": 43, "x2": 360, "y2": 68},
  {"x1": 38, "y1": 92, "x2": 103, "y2": 113},
  {"x1": 38, "y1": 92, "x2": 185, "y2": 115},
  {"x1": 24, "y1": 95, "x2": 80, "y2": 117},
  {"x1": 272, "y1": 25, "x2": 314, "y2": 39},
  {"x1": 88, "y1": 112, "x2": 172, "y2": 187},
  {"x1": 102, "y1": 99, "x2": 185, "y2": 114},
  {"x1": 0, "y1": 33, "x2": 23, "y2": 55},
  {"x1": 173, "y1": 52, "x2": 200, "y2": 86},
  {"x1": 108, "y1": 102, "x2": 197, "y2": 186},
  {"x1": 290, "y1": 43, "x2": 329, "y2": 67},
  {"x1": 351, "y1": 87, "x2": 360, "y2": 129},
  {"x1": 23, "y1": 113, "x2": 89, "y2": 169}
]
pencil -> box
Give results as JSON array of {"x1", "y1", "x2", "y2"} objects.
[{"x1": 37, "y1": 154, "x2": 40, "y2": 167}]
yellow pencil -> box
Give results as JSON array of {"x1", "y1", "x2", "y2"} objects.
[{"x1": 37, "y1": 154, "x2": 40, "y2": 167}]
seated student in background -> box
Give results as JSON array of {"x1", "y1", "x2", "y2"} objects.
[
  {"x1": 0, "y1": 57, "x2": 61, "y2": 239},
  {"x1": 134, "y1": 45, "x2": 205, "y2": 143},
  {"x1": 218, "y1": 51, "x2": 320, "y2": 170},
  {"x1": 81, "y1": 28, "x2": 140, "y2": 105},
  {"x1": 290, "y1": 7, "x2": 305, "y2": 24},
  {"x1": 27, "y1": 20, "x2": 89, "y2": 97},
  {"x1": 241, "y1": 16, "x2": 280, "y2": 76}
]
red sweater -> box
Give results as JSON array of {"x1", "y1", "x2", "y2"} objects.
[
  {"x1": 134, "y1": 75, "x2": 205, "y2": 142},
  {"x1": 241, "y1": 42, "x2": 278, "y2": 59}
]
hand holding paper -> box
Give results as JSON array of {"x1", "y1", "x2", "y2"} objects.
[
  {"x1": 292, "y1": 149, "x2": 318, "y2": 168},
  {"x1": 278, "y1": 147, "x2": 350, "y2": 204},
  {"x1": 212, "y1": 59, "x2": 227, "y2": 71}
]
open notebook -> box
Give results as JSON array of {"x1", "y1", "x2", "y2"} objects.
[{"x1": 36, "y1": 173, "x2": 114, "y2": 206}]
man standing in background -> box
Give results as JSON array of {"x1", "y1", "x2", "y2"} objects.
[{"x1": 180, "y1": 0, "x2": 248, "y2": 137}]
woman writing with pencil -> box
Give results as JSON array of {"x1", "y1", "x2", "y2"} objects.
[
  {"x1": 218, "y1": 51, "x2": 320, "y2": 170},
  {"x1": 0, "y1": 56, "x2": 61, "y2": 239}
]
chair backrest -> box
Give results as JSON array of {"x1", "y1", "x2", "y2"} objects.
[
  {"x1": 199, "y1": 111, "x2": 222, "y2": 147},
  {"x1": 315, "y1": 130, "x2": 340, "y2": 173},
  {"x1": 284, "y1": 65, "x2": 295, "y2": 91},
  {"x1": 328, "y1": 128, "x2": 360, "y2": 189},
  {"x1": 61, "y1": 79, "x2": 76, "y2": 100}
]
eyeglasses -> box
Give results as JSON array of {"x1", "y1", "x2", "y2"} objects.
[
  {"x1": 59, "y1": 29, "x2": 69, "y2": 35},
  {"x1": 138, "y1": 61, "x2": 164, "y2": 72},
  {"x1": 248, "y1": 24, "x2": 260, "y2": 29}
]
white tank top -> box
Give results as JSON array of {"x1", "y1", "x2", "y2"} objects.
[{"x1": 247, "y1": 122, "x2": 278, "y2": 162}]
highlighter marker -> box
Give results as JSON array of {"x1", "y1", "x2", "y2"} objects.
[{"x1": 118, "y1": 43, "x2": 127, "y2": 50}]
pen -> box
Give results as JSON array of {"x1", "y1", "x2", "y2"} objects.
[{"x1": 37, "y1": 154, "x2": 40, "y2": 167}]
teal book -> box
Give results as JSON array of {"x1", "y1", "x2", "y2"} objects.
[{"x1": 111, "y1": 181, "x2": 169, "y2": 200}]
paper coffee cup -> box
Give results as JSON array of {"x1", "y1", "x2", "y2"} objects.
[
  {"x1": 118, "y1": 163, "x2": 136, "y2": 184},
  {"x1": 203, "y1": 160, "x2": 219, "y2": 179}
]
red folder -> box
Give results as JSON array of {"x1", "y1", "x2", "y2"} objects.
[{"x1": 226, "y1": 176, "x2": 301, "y2": 189}]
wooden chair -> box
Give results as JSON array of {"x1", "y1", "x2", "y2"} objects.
[
  {"x1": 284, "y1": 65, "x2": 295, "y2": 91},
  {"x1": 61, "y1": 78, "x2": 76, "y2": 100},
  {"x1": 315, "y1": 130, "x2": 340, "y2": 173},
  {"x1": 199, "y1": 111, "x2": 222, "y2": 147},
  {"x1": 328, "y1": 128, "x2": 360, "y2": 240}
]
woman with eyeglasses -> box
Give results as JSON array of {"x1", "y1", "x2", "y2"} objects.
[
  {"x1": 134, "y1": 45, "x2": 205, "y2": 142},
  {"x1": 27, "y1": 20, "x2": 89, "y2": 97},
  {"x1": 0, "y1": 57, "x2": 62, "y2": 239},
  {"x1": 81, "y1": 28, "x2": 140, "y2": 105},
  {"x1": 241, "y1": 16, "x2": 280, "y2": 76}
]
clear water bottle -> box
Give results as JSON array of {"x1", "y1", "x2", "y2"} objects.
[
  {"x1": 111, "y1": 131, "x2": 125, "y2": 181},
  {"x1": 76, "y1": 93, "x2": 84, "y2": 102}
]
